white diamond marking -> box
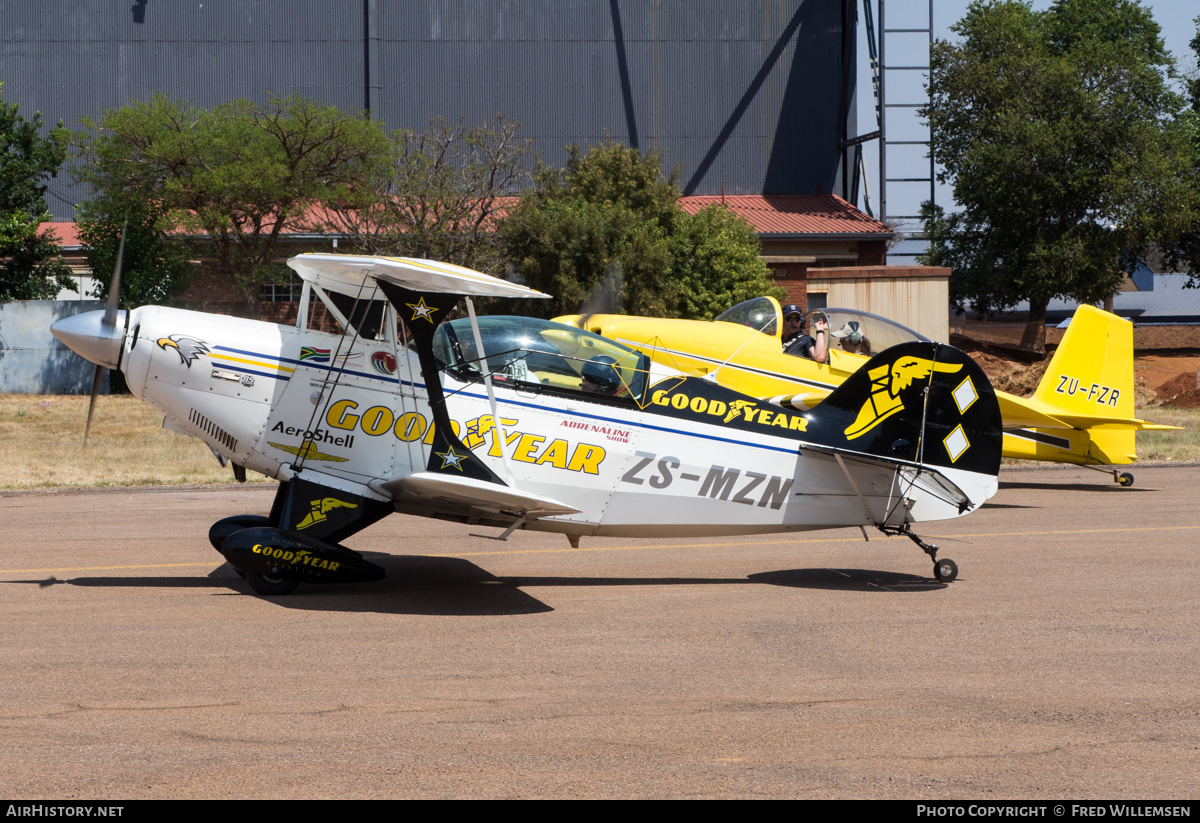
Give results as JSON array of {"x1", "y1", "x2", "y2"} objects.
[
  {"x1": 944, "y1": 425, "x2": 970, "y2": 463},
  {"x1": 953, "y1": 377, "x2": 978, "y2": 414}
]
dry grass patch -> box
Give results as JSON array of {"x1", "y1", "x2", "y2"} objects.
[
  {"x1": 1132, "y1": 406, "x2": 1200, "y2": 463},
  {"x1": 0, "y1": 394, "x2": 272, "y2": 491},
  {"x1": 2, "y1": 394, "x2": 1196, "y2": 492}
]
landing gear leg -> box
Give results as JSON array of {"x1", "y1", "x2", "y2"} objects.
[
  {"x1": 879, "y1": 523, "x2": 958, "y2": 583},
  {"x1": 1083, "y1": 464, "x2": 1134, "y2": 487}
]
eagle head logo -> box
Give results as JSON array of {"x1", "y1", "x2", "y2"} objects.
[{"x1": 156, "y1": 335, "x2": 211, "y2": 368}]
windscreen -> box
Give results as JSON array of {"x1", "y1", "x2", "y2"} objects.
[
  {"x1": 716, "y1": 297, "x2": 781, "y2": 337},
  {"x1": 433, "y1": 316, "x2": 650, "y2": 403}
]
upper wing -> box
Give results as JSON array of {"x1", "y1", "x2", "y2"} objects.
[{"x1": 288, "y1": 254, "x2": 550, "y2": 300}]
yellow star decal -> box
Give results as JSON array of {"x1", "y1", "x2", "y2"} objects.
[
  {"x1": 406, "y1": 296, "x2": 436, "y2": 323},
  {"x1": 437, "y1": 448, "x2": 466, "y2": 471}
]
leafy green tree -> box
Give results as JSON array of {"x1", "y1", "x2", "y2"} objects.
[
  {"x1": 502, "y1": 141, "x2": 778, "y2": 319},
  {"x1": 669, "y1": 204, "x2": 782, "y2": 320},
  {"x1": 502, "y1": 141, "x2": 681, "y2": 318},
  {"x1": 318, "y1": 115, "x2": 533, "y2": 275},
  {"x1": 0, "y1": 84, "x2": 75, "y2": 300},
  {"x1": 919, "y1": 0, "x2": 1198, "y2": 324},
  {"x1": 74, "y1": 93, "x2": 390, "y2": 314},
  {"x1": 76, "y1": 199, "x2": 191, "y2": 308},
  {"x1": 1161, "y1": 16, "x2": 1200, "y2": 281}
]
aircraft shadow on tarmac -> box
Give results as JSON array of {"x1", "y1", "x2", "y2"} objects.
[
  {"x1": 13, "y1": 555, "x2": 946, "y2": 614},
  {"x1": 748, "y1": 568, "x2": 947, "y2": 592},
  {"x1": 999, "y1": 480, "x2": 1153, "y2": 493}
]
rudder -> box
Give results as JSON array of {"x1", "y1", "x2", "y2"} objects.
[
  {"x1": 1030, "y1": 306, "x2": 1136, "y2": 463},
  {"x1": 804, "y1": 341, "x2": 1004, "y2": 478}
]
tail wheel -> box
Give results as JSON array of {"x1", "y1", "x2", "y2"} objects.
[
  {"x1": 934, "y1": 558, "x2": 958, "y2": 583},
  {"x1": 245, "y1": 572, "x2": 300, "y2": 596},
  {"x1": 1117, "y1": 472, "x2": 1134, "y2": 487}
]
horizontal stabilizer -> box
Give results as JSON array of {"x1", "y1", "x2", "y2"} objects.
[
  {"x1": 376, "y1": 472, "x2": 581, "y2": 519},
  {"x1": 1035, "y1": 415, "x2": 1182, "y2": 432},
  {"x1": 797, "y1": 441, "x2": 977, "y2": 512},
  {"x1": 289, "y1": 254, "x2": 550, "y2": 299}
]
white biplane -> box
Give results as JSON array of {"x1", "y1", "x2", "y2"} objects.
[{"x1": 52, "y1": 254, "x2": 1003, "y2": 594}]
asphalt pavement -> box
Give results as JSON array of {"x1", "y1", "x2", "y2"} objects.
[{"x1": 1, "y1": 465, "x2": 1197, "y2": 798}]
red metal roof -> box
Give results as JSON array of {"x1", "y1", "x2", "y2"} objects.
[
  {"x1": 46, "y1": 222, "x2": 82, "y2": 248},
  {"x1": 678, "y1": 194, "x2": 891, "y2": 236},
  {"x1": 45, "y1": 195, "x2": 888, "y2": 249}
]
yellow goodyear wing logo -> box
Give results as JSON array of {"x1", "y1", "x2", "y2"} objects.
[
  {"x1": 845, "y1": 357, "x2": 963, "y2": 440},
  {"x1": 296, "y1": 498, "x2": 359, "y2": 530},
  {"x1": 268, "y1": 441, "x2": 349, "y2": 463}
]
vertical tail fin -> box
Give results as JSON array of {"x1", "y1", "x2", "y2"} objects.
[
  {"x1": 1033, "y1": 306, "x2": 1135, "y2": 418},
  {"x1": 1030, "y1": 306, "x2": 1136, "y2": 464},
  {"x1": 806, "y1": 341, "x2": 1003, "y2": 478}
]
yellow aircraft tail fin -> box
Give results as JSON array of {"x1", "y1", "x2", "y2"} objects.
[{"x1": 1028, "y1": 306, "x2": 1136, "y2": 464}]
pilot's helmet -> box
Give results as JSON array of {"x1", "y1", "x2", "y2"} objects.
[
  {"x1": 832, "y1": 320, "x2": 863, "y2": 344},
  {"x1": 581, "y1": 355, "x2": 622, "y2": 393}
]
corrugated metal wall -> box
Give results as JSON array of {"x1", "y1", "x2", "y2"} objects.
[
  {"x1": 1, "y1": 0, "x2": 853, "y2": 221},
  {"x1": 0, "y1": 300, "x2": 108, "y2": 393}
]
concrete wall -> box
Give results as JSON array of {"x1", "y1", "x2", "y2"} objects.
[{"x1": 0, "y1": 301, "x2": 109, "y2": 394}]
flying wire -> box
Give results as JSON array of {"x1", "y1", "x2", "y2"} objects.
[{"x1": 294, "y1": 277, "x2": 378, "y2": 472}]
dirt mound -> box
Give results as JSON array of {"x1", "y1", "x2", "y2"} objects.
[
  {"x1": 964, "y1": 351, "x2": 1200, "y2": 407},
  {"x1": 967, "y1": 352, "x2": 1047, "y2": 398},
  {"x1": 1155, "y1": 372, "x2": 1200, "y2": 408}
]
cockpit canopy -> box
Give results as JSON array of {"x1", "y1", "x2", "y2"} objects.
[
  {"x1": 716, "y1": 296, "x2": 928, "y2": 357},
  {"x1": 716, "y1": 296, "x2": 782, "y2": 336},
  {"x1": 432, "y1": 316, "x2": 651, "y2": 403}
]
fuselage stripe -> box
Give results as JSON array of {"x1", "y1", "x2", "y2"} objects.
[{"x1": 613, "y1": 338, "x2": 839, "y2": 392}]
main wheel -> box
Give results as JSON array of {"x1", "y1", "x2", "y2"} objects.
[
  {"x1": 1117, "y1": 472, "x2": 1134, "y2": 487},
  {"x1": 245, "y1": 572, "x2": 300, "y2": 596},
  {"x1": 933, "y1": 558, "x2": 958, "y2": 583}
]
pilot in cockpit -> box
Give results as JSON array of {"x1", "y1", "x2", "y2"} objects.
[
  {"x1": 781, "y1": 304, "x2": 828, "y2": 362},
  {"x1": 580, "y1": 355, "x2": 623, "y2": 395},
  {"x1": 832, "y1": 320, "x2": 871, "y2": 355}
]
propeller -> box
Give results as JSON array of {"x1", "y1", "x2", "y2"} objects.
[
  {"x1": 576, "y1": 262, "x2": 623, "y2": 333},
  {"x1": 83, "y1": 215, "x2": 128, "y2": 445}
]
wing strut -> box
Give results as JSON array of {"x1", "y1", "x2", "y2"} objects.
[
  {"x1": 708, "y1": 316, "x2": 777, "y2": 383},
  {"x1": 470, "y1": 515, "x2": 526, "y2": 542},
  {"x1": 464, "y1": 296, "x2": 515, "y2": 486}
]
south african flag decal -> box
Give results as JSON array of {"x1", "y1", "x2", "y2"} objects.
[{"x1": 300, "y1": 346, "x2": 331, "y2": 363}]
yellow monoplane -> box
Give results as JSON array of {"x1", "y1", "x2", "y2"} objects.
[{"x1": 558, "y1": 298, "x2": 1175, "y2": 486}]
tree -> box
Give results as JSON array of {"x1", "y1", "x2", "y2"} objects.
[
  {"x1": 669, "y1": 204, "x2": 783, "y2": 320},
  {"x1": 1161, "y1": 16, "x2": 1200, "y2": 281},
  {"x1": 0, "y1": 84, "x2": 75, "y2": 300},
  {"x1": 74, "y1": 93, "x2": 390, "y2": 314},
  {"x1": 919, "y1": 0, "x2": 1198, "y2": 325},
  {"x1": 316, "y1": 115, "x2": 533, "y2": 275},
  {"x1": 502, "y1": 140, "x2": 779, "y2": 319},
  {"x1": 76, "y1": 198, "x2": 191, "y2": 309}
]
